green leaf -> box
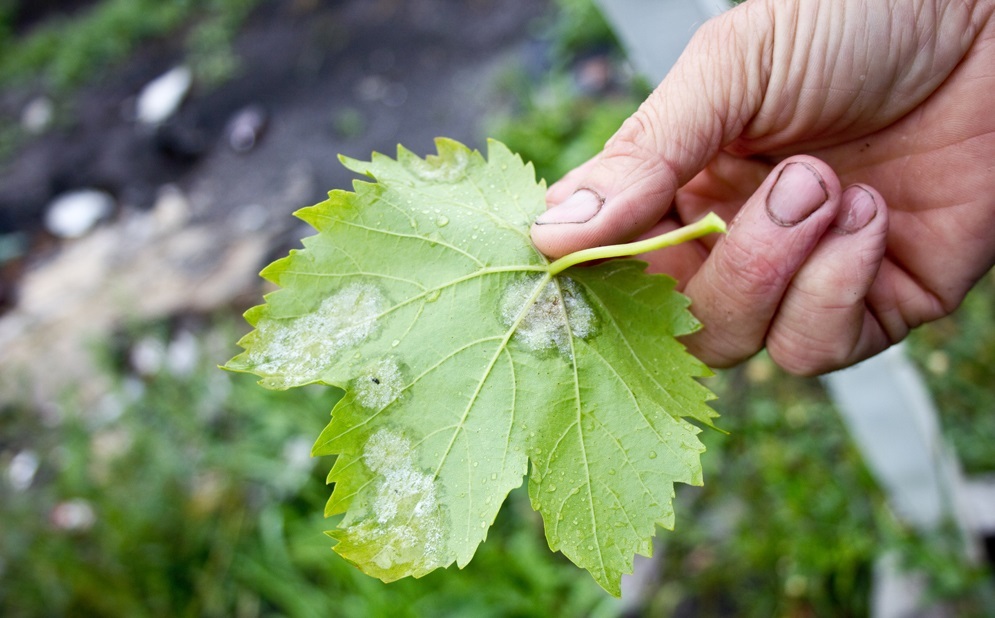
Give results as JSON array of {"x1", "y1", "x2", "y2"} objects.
[{"x1": 224, "y1": 138, "x2": 719, "y2": 595}]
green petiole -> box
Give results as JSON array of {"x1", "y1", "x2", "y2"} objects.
[{"x1": 546, "y1": 212, "x2": 727, "y2": 275}]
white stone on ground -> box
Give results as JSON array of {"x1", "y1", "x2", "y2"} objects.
[{"x1": 44, "y1": 189, "x2": 115, "y2": 239}]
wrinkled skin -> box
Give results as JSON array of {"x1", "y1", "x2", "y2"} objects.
[{"x1": 531, "y1": 0, "x2": 995, "y2": 375}]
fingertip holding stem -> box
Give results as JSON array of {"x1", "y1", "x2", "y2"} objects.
[
  {"x1": 534, "y1": 189, "x2": 604, "y2": 225},
  {"x1": 765, "y1": 162, "x2": 830, "y2": 226},
  {"x1": 833, "y1": 185, "x2": 878, "y2": 234},
  {"x1": 545, "y1": 213, "x2": 727, "y2": 275}
]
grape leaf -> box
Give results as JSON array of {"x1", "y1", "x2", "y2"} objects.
[{"x1": 224, "y1": 138, "x2": 719, "y2": 595}]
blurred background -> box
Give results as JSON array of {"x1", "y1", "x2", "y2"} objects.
[{"x1": 0, "y1": 0, "x2": 993, "y2": 615}]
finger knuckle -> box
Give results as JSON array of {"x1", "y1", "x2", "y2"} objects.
[
  {"x1": 766, "y1": 322, "x2": 854, "y2": 377},
  {"x1": 767, "y1": 343, "x2": 838, "y2": 377},
  {"x1": 604, "y1": 109, "x2": 663, "y2": 162},
  {"x1": 717, "y1": 235, "x2": 790, "y2": 302}
]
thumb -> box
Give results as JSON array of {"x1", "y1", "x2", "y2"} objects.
[{"x1": 531, "y1": 4, "x2": 769, "y2": 258}]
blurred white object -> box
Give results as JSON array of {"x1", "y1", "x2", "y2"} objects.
[
  {"x1": 44, "y1": 189, "x2": 115, "y2": 238},
  {"x1": 130, "y1": 336, "x2": 166, "y2": 376},
  {"x1": 234, "y1": 203, "x2": 269, "y2": 233},
  {"x1": 21, "y1": 96, "x2": 54, "y2": 133},
  {"x1": 6, "y1": 449, "x2": 40, "y2": 492},
  {"x1": 276, "y1": 435, "x2": 317, "y2": 494},
  {"x1": 152, "y1": 184, "x2": 191, "y2": 234},
  {"x1": 166, "y1": 330, "x2": 199, "y2": 377},
  {"x1": 51, "y1": 499, "x2": 97, "y2": 532},
  {"x1": 136, "y1": 66, "x2": 192, "y2": 125},
  {"x1": 227, "y1": 104, "x2": 268, "y2": 152}
]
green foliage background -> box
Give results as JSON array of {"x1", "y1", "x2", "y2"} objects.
[{"x1": 0, "y1": 0, "x2": 260, "y2": 91}]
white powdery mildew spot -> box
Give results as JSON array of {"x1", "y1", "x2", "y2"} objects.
[
  {"x1": 353, "y1": 358, "x2": 404, "y2": 410},
  {"x1": 363, "y1": 429, "x2": 412, "y2": 475},
  {"x1": 501, "y1": 275, "x2": 596, "y2": 356},
  {"x1": 249, "y1": 283, "x2": 385, "y2": 387},
  {"x1": 354, "y1": 429, "x2": 445, "y2": 571},
  {"x1": 407, "y1": 150, "x2": 469, "y2": 183}
]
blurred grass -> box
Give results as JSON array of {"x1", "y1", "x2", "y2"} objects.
[
  {"x1": 0, "y1": 0, "x2": 262, "y2": 162},
  {"x1": 488, "y1": 75, "x2": 644, "y2": 186},
  {"x1": 649, "y1": 360, "x2": 994, "y2": 616},
  {"x1": 906, "y1": 271, "x2": 995, "y2": 475},
  {"x1": 0, "y1": 0, "x2": 261, "y2": 92},
  {"x1": 486, "y1": 0, "x2": 647, "y2": 186}
]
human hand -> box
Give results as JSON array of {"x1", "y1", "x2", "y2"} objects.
[{"x1": 531, "y1": 0, "x2": 995, "y2": 375}]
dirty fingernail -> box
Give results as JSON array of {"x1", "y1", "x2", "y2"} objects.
[
  {"x1": 766, "y1": 162, "x2": 829, "y2": 226},
  {"x1": 534, "y1": 189, "x2": 603, "y2": 225},
  {"x1": 833, "y1": 186, "x2": 877, "y2": 234}
]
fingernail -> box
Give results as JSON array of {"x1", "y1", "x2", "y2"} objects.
[
  {"x1": 833, "y1": 186, "x2": 877, "y2": 234},
  {"x1": 534, "y1": 189, "x2": 603, "y2": 225},
  {"x1": 766, "y1": 162, "x2": 829, "y2": 226}
]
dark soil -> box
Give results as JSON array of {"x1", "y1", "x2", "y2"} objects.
[{"x1": 0, "y1": 0, "x2": 549, "y2": 235}]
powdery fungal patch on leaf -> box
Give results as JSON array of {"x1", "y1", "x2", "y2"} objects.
[
  {"x1": 501, "y1": 275, "x2": 596, "y2": 355},
  {"x1": 248, "y1": 283, "x2": 385, "y2": 387},
  {"x1": 405, "y1": 148, "x2": 469, "y2": 183},
  {"x1": 362, "y1": 427, "x2": 413, "y2": 475},
  {"x1": 354, "y1": 358, "x2": 404, "y2": 410},
  {"x1": 343, "y1": 429, "x2": 445, "y2": 573}
]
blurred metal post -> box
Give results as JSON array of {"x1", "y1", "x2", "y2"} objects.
[
  {"x1": 594, "y1": 0, "x2": 726, "y2": 85},
  {"x1": 821, "y1": 344, "x2": 972, "y2": 535}
]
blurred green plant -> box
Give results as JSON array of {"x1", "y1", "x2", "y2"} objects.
[
  {"x1": 0, "y1": 0, "x2": 13, "y2": 54},
  {"x1": 542, "y1": 0, "x2": 620, "y2": 67},
  {"x1": 658, "y1": 366, "x2": 876, "y2": 614},
  {"x1": 489, "y1": 75, "x2": 642, "y2": 186},
  {"x1": 488, "y1": 0, "x2": 648, "y2": 186},
  {"x1": 907, "y1": 271, "x2": 995, "y2": 475},
  {"x1": 331, "y1": 106, "x2": 366, "y2": 140},
  {"x1": 647, "y1": 361, "x2": 994, "y2": 616},
  {"x1": 0, "y1": 0, "x2": 262, "y2": 92}
]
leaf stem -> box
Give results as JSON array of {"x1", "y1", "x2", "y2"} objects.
[{"x1": 546, "y1": 212, "x2": 727, "y2": 275}]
